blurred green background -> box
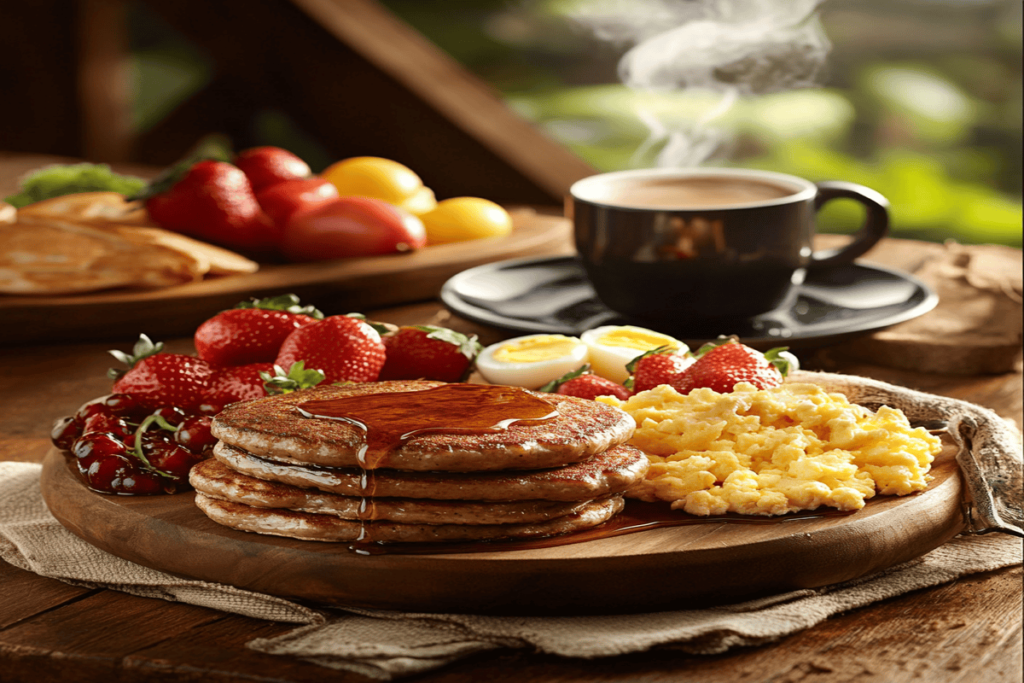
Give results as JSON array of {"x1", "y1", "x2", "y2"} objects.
[{"x1": 130, "y1": 0, "x2": 1022, "y2": 247}]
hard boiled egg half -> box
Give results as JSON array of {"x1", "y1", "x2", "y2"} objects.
[
  {"x1": 580, "y1": 325, "x2": 688, "y2": 384},
  {"x1": 475, "y1": 334, "x2": 588, "y2": 389}
]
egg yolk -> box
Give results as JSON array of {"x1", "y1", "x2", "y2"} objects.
[
  {"x1": 493, "y1": 335, "x2": 580, "y2": 363},
  {"x1": 596, "y1": 328, "x2": 682, "y2": 352}
]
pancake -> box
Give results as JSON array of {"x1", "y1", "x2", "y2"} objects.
[
  {"x1": 213, "y1": 441, "x2": 649, "y2": 502},
  {"x1": 211, "y1": 381, "x2": 636, "y2": 472},
  {"x1": 190, "y1": 458, "x2": 595, "y2": 524},
  {"x1": 194, "y1": 492, "x2": 625, "y2": 543}
]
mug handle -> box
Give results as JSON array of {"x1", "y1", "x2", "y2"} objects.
[{"x1": 809, "y1": 181, "x2": 890, "y2": 268}]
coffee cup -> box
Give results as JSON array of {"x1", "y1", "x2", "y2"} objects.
[{"x1": 568, "y1": 167, "x2": 889, "y2": 322}]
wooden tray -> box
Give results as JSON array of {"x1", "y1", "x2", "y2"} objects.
[
  {"x1": 40, "y1": 445, "x2": 966, "y2": 615},
  {"x1": 0, "y1": 209, "x2": 572, "y2": 346}
]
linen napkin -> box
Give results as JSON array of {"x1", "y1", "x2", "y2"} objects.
[{"x1": 0, "y1": 461, "x2": 1020, "y2": 680}]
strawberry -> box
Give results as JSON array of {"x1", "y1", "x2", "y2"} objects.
[
  {"x1": 234, "y1": 147, "x2": 311, "y2": 193},
  {"x1": 194, "y1": 294, "x2": 323, "y2": 367},
  {"x1": 108, "y1": 335, "x2": 213, "y2": 410},
  {"x1": 144, "y1": 160, "x2": 279, "y2": 250},
  {"x1": 379, "y1": 326, "x2": 482, "y2": 382},
  {"x1": 625, "y1": 346, "x2": 695, "y2": 393},
  {"x1": 275, "y1": 315, "x2": 386, "y2": 383},
  {"x1": 539, "y1": 365, "x2": 631, "y2": 401},
  {"x1": 672, "y1": 339, "x2": 794, "y2": 395},
  {"x1": 204, "y1": 363, "x2": 275, "y2": 405}
]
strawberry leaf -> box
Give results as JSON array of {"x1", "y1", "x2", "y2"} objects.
[
  {"x1": 345, "y1": 312, "x2": 393, "y2": 337},
  {"x1": 764, "y1": 347, "x2": 796, "y2": 377},
  {"x1": 421, "y1": 326, "x2": 483, "y2": 361},
  {"x1": 624, "y1": 345, "x2": 676, "y2": 376},
  {"x1": 107, "y1": 334, "x2": 164, "y2": 380},
  {"x1": 234, "y1": 293, "x2": 324, "y2": 319},
  {"x1": 694, "y1": 335, "x2": 739, "y2": 357},
  {"x1": 538, "y1": 364, "x2": 591, "y2": 393},
  {"x1": 261, "y1": 361, "x2": 326, "y2": 395}
]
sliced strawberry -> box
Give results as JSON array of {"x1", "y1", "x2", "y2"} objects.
[
  {"x1": 275, "y1": 315, "x2": 386, "y2": 383},
  {"x1": 204, "y1": 362, "x2": 275, "y2": 405},
  {"x1": 194, "y1": 294, "x2": 323, "y2": 367},
  {"x1": 539, "y1": 365, "x2": 631, "y2": 401},
  {"x1": 672, "y1": 338, "x2": 793, "y2": 394},
  {"x1": 379, "y1": 326, "x2": 482, "y2": 383},
  {"x1": 109, "y1": 335, "x2": 213, "y2": 411},
  {"x1": 626, "y1": 346, "x2": 695, "y2": 393}
]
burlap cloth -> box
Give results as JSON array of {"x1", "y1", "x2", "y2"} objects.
[{"x1": 0, "y1": 460, "x2": 1018, "y2": 680}]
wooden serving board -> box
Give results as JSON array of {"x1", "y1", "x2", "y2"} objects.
[
  {"x1": 41, "y1": 445, "x2": 966, "y2": 615},
  {"x1": 0, "y1": 209, "x2": 573, "y2": 346}
]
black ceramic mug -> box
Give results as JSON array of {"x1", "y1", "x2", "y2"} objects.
[{"x1": 569, "y1": 168, "x2": 889, "y2": 322}]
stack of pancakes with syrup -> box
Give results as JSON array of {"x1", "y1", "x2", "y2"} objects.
[{"x1": 189, "y1": 380, "x2": 649, "y2": 545}]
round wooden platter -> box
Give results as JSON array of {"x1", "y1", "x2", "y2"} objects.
[
  {"x1": 0, "y1": 208, "x2": 572, "y2": 345},
  {"x1": 41, "y1": 445, "x2": 966, "y2": 615}
]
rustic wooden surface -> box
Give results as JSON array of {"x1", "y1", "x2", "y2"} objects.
[
  {"x1": 2, "y1": 150, "x2": 1021, "y2": 683},
  {"x1": 1, "y1": 239, "x2": 1021, "y2": 681},
  {"x1": 39, "y1": 446, "x2": 965, "y2": 614}
]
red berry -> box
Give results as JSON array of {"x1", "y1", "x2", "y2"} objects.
[
  {"x1": 73, "y1": 432, "x2": 127, "y2": 470},
  {"x1": 119, "y1": 469, "x2": 170, "y2": 495},
  {"x1": 148, "y1": 442, "x2": 200, "y2": 480},
  {"x1": 195, "y1": 307, "x2": 318, "y2": 367},
  {"x1": 275, "y1": 315, "x2": 386, "y2": 383},
  {"x1": 198, "y1": 401, "x2": 224, "y2": 416},
  {"x1": 627, "y1": 347, "x2": 695, "y2": 393},
  {"x1": 557, "y1": 374, "x2": 631, "y2": 401},
  {"x1": 81, "y1": 407, "x2": 131, "y2": 437},
  {"x1": 539, "y1": 365, "x2": 631, "y2": 401},
  {"x1": 175, "y1": 415, "x2": 217, "y2": 455},
  {"x1": 379, "y1": 326, "x2": 482, "y2": 383},
  {"x1": 145, "y1": 160, "x2": 279, "y2": 250},
  {"x1": 51, "y1": 416, "x2": 82, "y2": 450},
  {"x1": 101, "y1": 393, "x2": 146, "y2": 419},
  {"x1": 112, "y1": 353, "x2": 213, "y2": 411},
  {"x1": 672, "y1": 341, "x2": 789, "y2": 395},
  {"x1": 84, "y1": 454, "x2": 135, "y2": 493},
  {"x1": 204, "y1": 363, "x2": 274, "y2": 405},
  {"x1": 150, "y1": 406, "x2": 187, "y2": 426},
  {"x1": 234, "y1": 146, "x2": 311, "y2": 193}
]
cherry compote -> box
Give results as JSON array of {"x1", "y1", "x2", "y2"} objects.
[
  {"x1": 175, "y1": 415, "x2": 216, "y2": 454},
  {"x1": 53, "y1": 393, "x2": 220, "y2": 496}
]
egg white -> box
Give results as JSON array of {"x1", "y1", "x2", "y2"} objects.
[
  {"x1": 475, "y1": 334, "x2": 589, "y2": 389},
  {"x1": 580, "y1": 325, "x2": 687, "y2": 384}
]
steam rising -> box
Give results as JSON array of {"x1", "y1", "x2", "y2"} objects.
[{"x1": 568, "y1": 0, "x2": 831, "y2": 166}]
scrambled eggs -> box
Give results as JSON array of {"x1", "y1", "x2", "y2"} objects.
[{"x1": 598, "y1": 382, "x2": 943, "y2": 516}]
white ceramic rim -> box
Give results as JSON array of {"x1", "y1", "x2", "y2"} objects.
[{"x1": 569, "y1": 167, "x2": 818, "y2": 211}]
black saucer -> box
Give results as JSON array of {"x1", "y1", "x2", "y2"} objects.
[{"x1": 440, "y1": 255, "x2": 937, "y2": 348}]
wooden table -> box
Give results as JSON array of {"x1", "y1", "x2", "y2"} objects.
[{"x1": 2, "y1": 240, "x2": 1022, "y2": 681}]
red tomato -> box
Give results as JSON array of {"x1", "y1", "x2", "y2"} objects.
[
  {"x1": 256, "y1": 177, "x2": 339, "y2": 226},
  {"x1": 234, "y1": 147, "x2": 310, "y2": 192},
  {"x1": 281, "y1": 197, "x2": 426, "y2": 261}
]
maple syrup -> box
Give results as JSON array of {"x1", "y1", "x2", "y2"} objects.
[{"x1": 297, "y1": 384, "x2": 559, "y2": 547}]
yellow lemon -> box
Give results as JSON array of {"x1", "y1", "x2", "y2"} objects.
[
  {"x1": 320, "y1": 157, "x2": 437, "y2": 214},
  {"x1": 420, "y1": 197, "x2": 514, "y2": 244}
]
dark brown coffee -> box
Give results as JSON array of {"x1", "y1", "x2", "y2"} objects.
[{"x1": 603, "y1": 176, "x2": 795, "y2": 209}]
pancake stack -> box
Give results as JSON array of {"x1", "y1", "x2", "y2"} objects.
[{"x1": 190, "y1": 380, "x2": 648, "y2": 545}]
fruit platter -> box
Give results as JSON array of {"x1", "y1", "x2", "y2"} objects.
[
  {"x1": 40, "y1": 293, "x2": 973, "y2": 613},
  {"x1": 0, "y1": 148, "x2": 572, "y2": 345}
]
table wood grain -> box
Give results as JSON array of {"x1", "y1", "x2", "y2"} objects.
[{"x1": 1, "y1": 247, "x2": 1021, "y2": 682}]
